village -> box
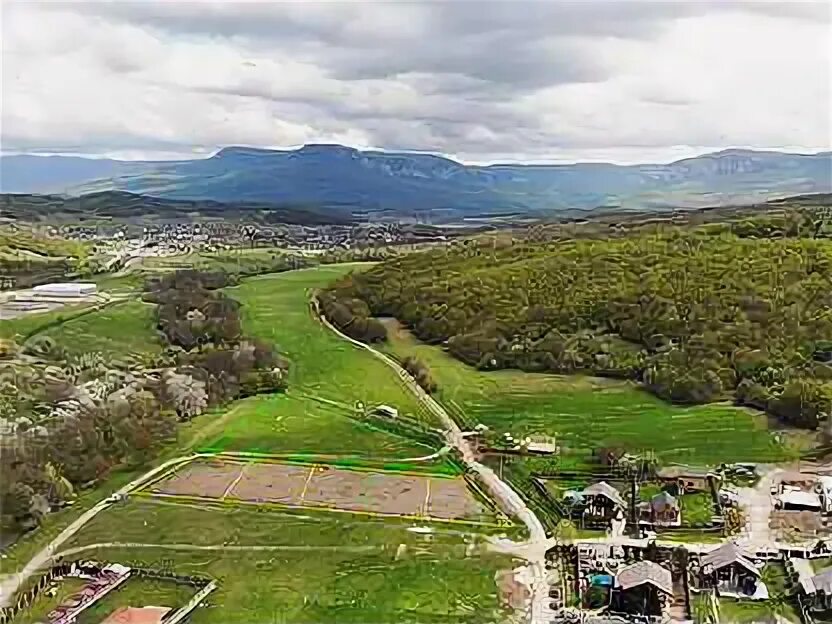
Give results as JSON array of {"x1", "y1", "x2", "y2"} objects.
[{"x1": 527, "y1": 450, "x2": 832, "y2": 624}]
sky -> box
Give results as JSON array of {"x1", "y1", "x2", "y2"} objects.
[{"x1": 2, "y1": 0, "x2": 831, "y2": 164}]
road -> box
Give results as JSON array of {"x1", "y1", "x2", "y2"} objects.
[
  {"x1": 736, "y1": 466, "x2": 781, "y2": 550},
  {"x1": 315, "y1": 301, "x2": 553, "y2": 624},
  {"x1": 0, "y1": 454, "x2": 199, "y2": 608}
]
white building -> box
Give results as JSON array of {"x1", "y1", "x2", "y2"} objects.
[{"x1": 32, "y1": 283, "x2": 97, "y2": 298}]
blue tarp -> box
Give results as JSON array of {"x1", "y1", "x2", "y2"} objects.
[{"x1": 590, "y1": 574, "x2": 614, "y2": 587}]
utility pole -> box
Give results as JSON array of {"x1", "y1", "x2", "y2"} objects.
[{"x1": 629, "y1": 471, "x2": 640, "y2": 539}]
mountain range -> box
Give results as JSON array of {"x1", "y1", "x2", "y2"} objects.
[{"x1": 1, "y1": 145, "x2": 830, "y2": 220}]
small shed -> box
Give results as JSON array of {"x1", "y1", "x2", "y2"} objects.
[
  {"x1": 656, "y1": 466, "x2": 716, "y2": 493},
  {"x1": 581, "y1": 482, "x2": 626, "y2": 521},
  {"x1": 778, "y1": 488, "x2": 822, "y2": 512},
  {"x1": 373, "y1": 405, "x2": 399, "y2": 418},
  {"x1": 641, "y1": 491, "x2": 681, "y2": 527}
]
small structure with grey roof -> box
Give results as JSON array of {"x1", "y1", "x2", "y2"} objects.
[
  {"x1": 699, "y1": 542, "x2": 766, "y2": 599},
  {"x1": 801, "y1": 566, "x2": 832, "y2": 612},
  {"x1": 611, "y1": 561, "x2": 673, "y2": 617},
  {"x1": 656, "y1": 465, "x2": 717, "y2": 493},
  {"x1": 639, "y1": 491, "x2": 681, "y2": 527},
  {"x1": 581, "y1": 482, "x2": 627, "y2": 524}
]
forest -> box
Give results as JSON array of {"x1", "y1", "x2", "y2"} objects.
[
  {"x1": 325, "y1": 209, "x2": 832, "y2": 432},
  {"x1": 0, "y1": 270, "x2": 287, "y2": 531}
]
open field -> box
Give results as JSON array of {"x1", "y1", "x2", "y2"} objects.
[
  {"x1": 199, "y1": 265, "x2": 438, "y2": 456},
  {"x1": 54, "y1": 500, "x2": 515, "y2": 624},
  {"x1": 146, "y1": 459, "x2": 489, "y2": 522},
  {"x1": 381, "y1": 319, "x2": 792, "y2": 468},
  {"x1": 41, "y1": 300, "x2": 161, "y2": 356}
]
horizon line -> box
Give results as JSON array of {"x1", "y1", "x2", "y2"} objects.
[{"x1": 1, "y1": 143, "x2": 830, "y2": 168}]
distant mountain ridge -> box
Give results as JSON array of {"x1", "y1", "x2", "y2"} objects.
[{"x1": 1, "y1": 145, "x2": 830, "y2": 220}]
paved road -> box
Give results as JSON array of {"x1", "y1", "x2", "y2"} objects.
[
  {"x1": 316, "y1": 302, "x2": 553, "y2": 624},
  {"x1": 0, "y1": 454, "x2": 199, "y2": 607}
]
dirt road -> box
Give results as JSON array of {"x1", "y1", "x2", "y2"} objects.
[
  {"x1": 316, "y1": 301, "x2": 553, "y2": 624},
  {"x1": 0, "y1": 454, "x2": 200, "y2": 608}
]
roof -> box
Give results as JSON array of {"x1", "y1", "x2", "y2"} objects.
[
  {"x1": 100, "y1": 606, "x2": 172, "y2": 624},
  {"x1": 809, "y1": 568, "x2": 832, "y2": 595},
  {"x1": 616, "y1": 561, "x2": 673, "y2": 595},
  {"x1": 582, "y1": 482, "x2": 626, "y2": 509},
  {"x1": 700, "y1": 542, "x2": 760, "y2": 576},
  {"x1": 650, "y1": 491, "x2": 679, "y2": 512},
  {"x1": 779, "y1": 489, "x2": 822, "y2": 509}
]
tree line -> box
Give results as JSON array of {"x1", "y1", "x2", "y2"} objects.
[{"x1": 325, "y1": 219, "x2": 832, "y2": 432}]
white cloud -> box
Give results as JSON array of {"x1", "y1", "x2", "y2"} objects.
[{"x1": 2, "y1": 1, "x2": 829, "y2": 163}]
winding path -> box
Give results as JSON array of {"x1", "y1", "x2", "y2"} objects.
[{"x1": 315, "y1": 300, "x2": 553, "y2": 624}]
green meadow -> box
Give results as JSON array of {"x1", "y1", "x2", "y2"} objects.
[
  {"x1": 381, "y1": 320, "x2": 791, "y2": 467},
  {"x1": 52, "y1": 500, "x2": 513, "y2": 624},
  {"x1": 199, "y1": 264, "x2": 438, "y2": 456}
]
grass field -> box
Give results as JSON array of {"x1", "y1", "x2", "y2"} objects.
[
  {"x1": 381, "y1": 320, "x2": 791, "y2": 468},
  {"x1": 0, "y1": 303, "x2": 93, "y2": 341},
  {"x1": 42, "y1": 300, "x2": 161, "y2": 356},
  {"x1": 199, "y1": 265, "x2": 438, "y2": 457},
  {"x1": 57, "y1": 500, "x2": 514, "y2": 624}
]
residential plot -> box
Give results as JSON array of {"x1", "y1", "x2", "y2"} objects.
[{"x1": 148, "y1": 460, "x2": 490, "y2": 522}]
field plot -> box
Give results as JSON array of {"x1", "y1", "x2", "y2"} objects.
[
  {"x1": 381, "y1": 319, "x2": 791, "y2": 467},
  {"x1": 147, "y1": 460, "x2": 489, "y2": 522}
]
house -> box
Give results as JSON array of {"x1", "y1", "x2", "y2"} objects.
[
  {"x1": 639, "y1": 491, "x2": 681, "y2": 527},
  {"x1": 611, "y1": 560, "x2": 674, "y2": 617},
  {"x1": 581, "y1": 482, "x2": 627, "y2": 522},
  {"x1": 699, "y1": 542, "x2": 766, "y2": 600},
  {"x1": 656, "y1": 466, "x2": 716, "y2": 493},
  {"x1": 801, "y1": 567, "x2": 832, "y2": 611}
]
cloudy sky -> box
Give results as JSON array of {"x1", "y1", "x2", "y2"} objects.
[{"x1": 2, "y1": 0, "x2": 830, "y2": 164}]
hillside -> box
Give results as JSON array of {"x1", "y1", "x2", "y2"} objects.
[
  {"x1": 325, "y1": 205, "x2": 832, "y2": 431},
  {"x1": 0, "y1": 191, "x2": 354, "y2": 226},
  {"x1": 2, "y1": 145, "x2": 829, "y2": 220}
]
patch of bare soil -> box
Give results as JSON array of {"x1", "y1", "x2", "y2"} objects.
[
  {"x1": 303, "y1": 469, "x2": 427, "y2": 515},
  {"x1": 147, "y1": 460, "x2": 486, "y2": 520},
  {"x1": 231, "y1": 463, "x2": 310, "y2": 503},
  {"x1": 428, "y1": 478, "x2": 486, "y2": 519},
  {"x1": 150, "y1": 460, "x2": 241, "y2": 498}
]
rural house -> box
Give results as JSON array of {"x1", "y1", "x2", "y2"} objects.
[
  {"x1": 580, "y1": 482, "x2": 627, "y2": 523},
  {"x1": 611, "y1": 560, "x2": 674, "y2": 618},
  {"x1": 699, "y1": 542, "x2": 766, "y2": 599},
  {"x1": 656, "y1": 466, "x2": 716, "y2": 493},
  {"x1": 639, "y1": 491, "x2": 681, "y2": 527}
]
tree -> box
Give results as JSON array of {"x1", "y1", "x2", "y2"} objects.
[{"x1": 164, "y1": 372, "x2": 208, "y2": 420}]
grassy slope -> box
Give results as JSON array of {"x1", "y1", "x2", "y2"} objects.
[
  {"x1": 51, "y1": 501, "x2": 513, "y2": 624},
  {"x1": 382, "y1": 320, "x2": 790, "y2": 467},
  {"x1": 202, "y1": 265, "x2": 436, "y2": 456}
]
